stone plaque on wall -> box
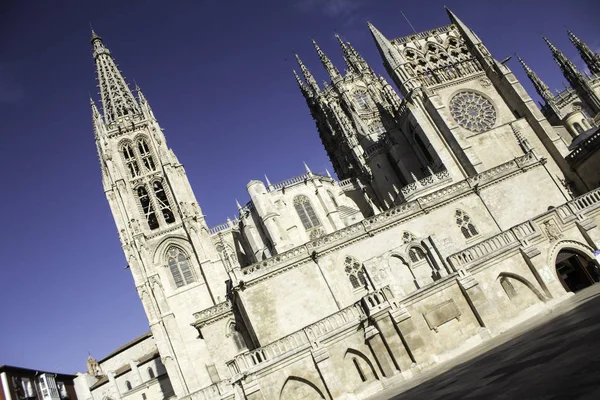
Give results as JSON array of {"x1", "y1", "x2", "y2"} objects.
[{"x1": 423, "y1": 299, "x2": 461, "y2": 332}]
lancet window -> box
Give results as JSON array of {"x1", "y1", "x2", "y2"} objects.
[
  {"x1": 137, "y1": 186, "x2": 159, "y2": 230},
  {"x1": 408, "y1": 247, "x2": 427, "y2": 263},
  {"x1": 294, "y1": 195, "x2": 321, "y2": 230},
  {"x1": 122, "y1": 144, "x2": 140, "y2": 178},
  {"x1": 345, "y1": 256, "x2": 368, "y2": 290},
  {"x1": 138, "y1": 139, "x2": 156, "y2": 172},
  {"x1": 153, "y1": 181, "x2": 176, "y2": 224},
  {"x1": 167, "y1": 247, "x2": 195, "y2": 288},
  {"x1": 455, "y1": 209, "x2": 479, "y2": 239},
  {"x1": 354, "y1": 91, "x2": 370, "y2": 110}
]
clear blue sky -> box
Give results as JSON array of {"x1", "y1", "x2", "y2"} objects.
[{"x1": 0, "y1": 0, "x2": 597, "y2": 374}]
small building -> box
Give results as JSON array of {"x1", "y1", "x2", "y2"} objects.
[
  {"x1": 73, "y1": 332, "x2": 174, "y2": 400},
  {"x1": 0, "y1": 364, "x2": 77, "y2": 400}
]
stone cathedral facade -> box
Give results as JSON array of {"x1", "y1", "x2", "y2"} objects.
[{"x1": 74, "y1": 8, "x2": 600, "y2": 400}]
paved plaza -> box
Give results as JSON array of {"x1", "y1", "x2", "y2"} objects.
[{"x1": 370, "y1": 284, "x2": 600, "y2": 400}]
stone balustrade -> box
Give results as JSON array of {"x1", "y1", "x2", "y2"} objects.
[
  {"x1": 392, "y1": 24, "x2": 453, "y2": 44},
  {"x1": 448, "y1": 220, "x2": 539, "y2": 268},
  {"x1": 400, "y1": 169, "x2": 451, "y2": 199},
  {"x1": 228, "y1": 303, "x2": 365, "y2": 375},
  {"x1": 269, "y1": 173, "x2": 311, "y2": 191},
  {"x1": 566, "y1": 130, "x2": 600, "y2": 166},
  {"x1": 569, "y1": 188, "x2": 600, "y2": 212},
  {"x1": 209, "y1": 219, "x2": 239, "y2": 235},
  {"x1": 188, "y1": 380, "x2": 232, "y2": 400}
]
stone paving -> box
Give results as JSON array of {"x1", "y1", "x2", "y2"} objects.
[{"x1": 369, "y1": 284, "x2": 600, "y2": 400}]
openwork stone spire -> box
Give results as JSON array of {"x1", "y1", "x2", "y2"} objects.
[
  {"x1": 335, "y1": 34, "x2": 369, "y2": 74},
  {"x1": 91, "y1": 31, "x2": 140, "y2": 123},
  {"x1": 543, "y1": 36, "x2": 582, "y2": 84},
  {"x1": 295, "y1": 54, "x2": 319, "y2": 93},
  {"x1": 312, "y1": 39, "x2": 340, "y2": 79},
  {"x1": 567, "y1": 29, "x2": 600, "y2": 75},
  {"x1": 517, "y1": 56, "x2": 554, "y2": 102}
]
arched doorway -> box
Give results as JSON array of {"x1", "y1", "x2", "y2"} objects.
[{"x1": 555, "y1": 249, "x2": 600, "y2": 292}]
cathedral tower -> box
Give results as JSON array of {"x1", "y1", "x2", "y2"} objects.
[
  {"x1": 90, "y1": 31, "x2": 228, "y2": 397},
  {"x1": 368, "y1": 8, "x2": 585, "y2": 195},
  {"x1": 295, "y1": 35, "x2": 449, "y2": 209}
]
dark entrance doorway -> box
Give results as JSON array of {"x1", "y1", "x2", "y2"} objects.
[{"x1": 555, "y1": 250, "x2": 600, "y2": 293}]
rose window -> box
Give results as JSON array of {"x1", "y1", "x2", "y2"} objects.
[{"x1": 449, "y1": 91, "x2": 496, "y2": 132}]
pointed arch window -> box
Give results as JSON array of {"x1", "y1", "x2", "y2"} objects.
[
  {"x1": 327, "y1": 190, "x2": 338, "y2": 208},
  {"x1": 123, "y1": 144, "x2": 141, "y2": 178},
  {"x1": 167, "y1": 247, "x2": 195, "y2": 288},
  {"x1": 138, "y1": 139, "x2": 156, "y2": 172},
  {"x1": 294, "y1": 195, "x2": 321, "y2": 230},
  {"x1": 147, "y1": 367, "x2": 155, "y2": 380},
  {"x1": 138, "y1": 186, "x2": 159, "y2": 230},
  {"x1": 408, "y1": 247, "x2": 427, "y2": 263},
  {"x1": 125, "y1": 381, "x2": 132, "y2": 391},
  {"x1": 354, "y1": 91, "x2": 370, "y2": 110},
  {"x1": 344, "y1": 256, "x2": 368, "y2": 290},
  {"x1": 153, "y1": 181, "x2": 175, "y2": 224},
  {"x1": 455, "y1": 209, "x2": 479, "y2": 239}
]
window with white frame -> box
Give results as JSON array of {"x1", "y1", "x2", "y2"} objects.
[
  {"x1": 167, "y1": 247, "x2": 195, "y2": 288},
  {"x1": 293, "y1": 195, "x2": 321, "y2": 230}
]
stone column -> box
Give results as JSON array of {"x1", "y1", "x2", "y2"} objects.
[
  {"x1": 364, "y1": 325, "x2": 395, "y2": 378},
  {"x1": 371, "y1": 311, "x2": 413, "y2": 371},
  {"x1": 389, "y1": 306, "x2": 425, "y2": 364},
  {"x1": 577, "y1": 217, "x2": 600, "y2": 249},
  {"x1": 311, "y1": 347, "x2": 346, "y2": 400},
  {"x1": 242, "y1": 379, "x2": 264, "y2": 400},
  {"x1": 456, "y1": 270, "x2": 496, "y2": 331}
]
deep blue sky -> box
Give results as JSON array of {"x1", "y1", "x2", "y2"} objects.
[{"x1": 0, "y1": 0, "x2": 598, "y2": 374}]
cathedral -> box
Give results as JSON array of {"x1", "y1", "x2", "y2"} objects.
[{"x1": 74, "y1": 8, "x2": 600, "y2": 400}]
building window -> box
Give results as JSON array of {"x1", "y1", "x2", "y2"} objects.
[
  {"x1": 147, "y1": 367, "x2": 155, "y2": 379},
  {"x1": 408, "y1": 247, "x2": 426, "y2": 263},
  {"x1": 354, "y1": 91, "x2": 370, "y2": 110},
  {"x1": 573, "y1": 122, "x2": 584, "y2": 134},
  {"x1": 142, "y1": 394, "x2": 147, "y2": 400},
  {"x1": 449, "y1": 91, "x2": 497, "y2": 132},
  {"x1": 353, "y1": 358, "x2": 367, "y2": 382},
  {"x1": 138, "y1": 139, "x2": 156, "y2": 172},
  {"x1": 370, "y1": 122, "x2": 386, "y2": 135},
  {"x1": 123, "y1": 144, "x2": 141, "y2": 178},
  {"x1": 345, "y1": 256, "x2": 368, "y2": 290},
  {"x1": 293, "y1": 195, "x2": 321, "y2": 230},
  {"x1": 455, "y1": 209, "x2": 478, "y2": 239},
  {"x1": 167, "y1": 247, "x2": 195, "y2": 288},
  {"x1": 327, "y1": 190, "x2": 338, "y2": 208},
  {"x1": 125, "y1": 381, "x2": 132, "y2": 391},
  {"x1": 137, "y1": 186, "x2": 159, "y2": 230},
  {"x1": 153, "y1": 181, "x2": 176, "y2": 224}
]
